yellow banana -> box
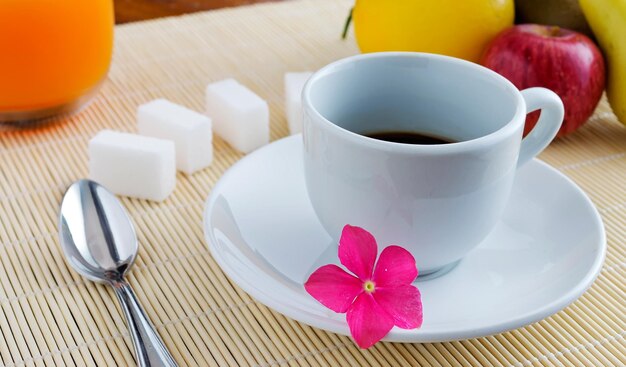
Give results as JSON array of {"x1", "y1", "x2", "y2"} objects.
[{"x1": 580, "y1": 0, "x2": 626, "y2": 125}]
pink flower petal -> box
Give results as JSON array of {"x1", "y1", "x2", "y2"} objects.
[
  {"x1": 339, "y1": 225, "x2": 377, "y2": 280},
  {"x1": 372, "y1": 245, "x2": 418, "y2": 287},
  {"x1": 304, "y1": 264, "x2": 363, "y2": 313},
  {"x1": 373, "y1": 285, "x2": 423, "y2": 329},
  {"x1": 346, "y1": 293, "x2": 395, "y2": 349}
]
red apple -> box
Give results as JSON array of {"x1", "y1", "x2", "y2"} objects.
[{"x1": 481, "y1": 24, "x2": 605, "y2": 137}]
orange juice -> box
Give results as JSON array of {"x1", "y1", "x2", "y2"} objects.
[{"x1": 0, "y1": 0, "x2": 113, "y2": 120}]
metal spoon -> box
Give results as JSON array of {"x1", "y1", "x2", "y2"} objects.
[{"x1": 59, "y1": 179, "x2": 178, "y2": 367}]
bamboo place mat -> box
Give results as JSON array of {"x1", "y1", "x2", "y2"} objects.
[{"x1": 0, "y1": 0, "x2": 624, "y2": 366}]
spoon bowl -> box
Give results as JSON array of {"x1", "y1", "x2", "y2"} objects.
[{"x1": 59, "y1": 179, "x2": 137, "y2": 282}]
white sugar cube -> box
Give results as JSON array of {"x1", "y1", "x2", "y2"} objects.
[
  {"x1": 137, "y1": 99, "x2": 213, "y2": 174},
  {"x1": 89, "y1": 130, "x2": 175, "y2": 202},
  {"x1": 205, "y1": 78, "x2": 269, "y2": 153},
  {"x1": 284, "y1": 72, "x2": 312, "y2": 135}
]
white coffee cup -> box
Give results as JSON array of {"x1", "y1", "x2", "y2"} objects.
[{"x1": 302, "y1": 52, "x2": 564, "y2": 277}]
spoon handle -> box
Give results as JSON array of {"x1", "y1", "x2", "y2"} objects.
[{"x1": 111, "y1": 280, "x2": 178, "y2": 367}]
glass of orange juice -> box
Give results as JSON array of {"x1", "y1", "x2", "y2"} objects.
[{"x1": 0, "y1": 0, "x2": 114, "y2": 122}]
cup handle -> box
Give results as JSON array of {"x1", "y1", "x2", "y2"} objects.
[{"x1": 517, "y1": 87, "x2": 564, "y2": 167}]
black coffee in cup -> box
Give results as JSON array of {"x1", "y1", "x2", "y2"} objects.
[{"x1": 365, "y1": 131, "x2": 456, "y2": 145}]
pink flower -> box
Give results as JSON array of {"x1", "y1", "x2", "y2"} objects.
[{"x1": 304, "y1": 225, "x2": 423, "y2": 349}]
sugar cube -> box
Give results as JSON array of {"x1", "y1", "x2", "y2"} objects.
[
  {"x1": 284, "y1": 72, "x2": 312, "y2": 135},
  {"x1": 205, "y1": 78, "x2": 269, "y2": 153},
  {"x1": 137, "y1": 99, "x2": 213, "y2": 174},
  {"x1": 89, "y1": 130, "x2": 176, "y2": 202}
]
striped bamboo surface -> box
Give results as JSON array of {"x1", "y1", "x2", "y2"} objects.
[{"x1": 0, "y1": 0, "x2": 624, "y2": 366}]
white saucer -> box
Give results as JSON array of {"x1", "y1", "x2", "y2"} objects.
[{"x1": 203, "y1": 135, "x2": 606, "y2": 343}]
